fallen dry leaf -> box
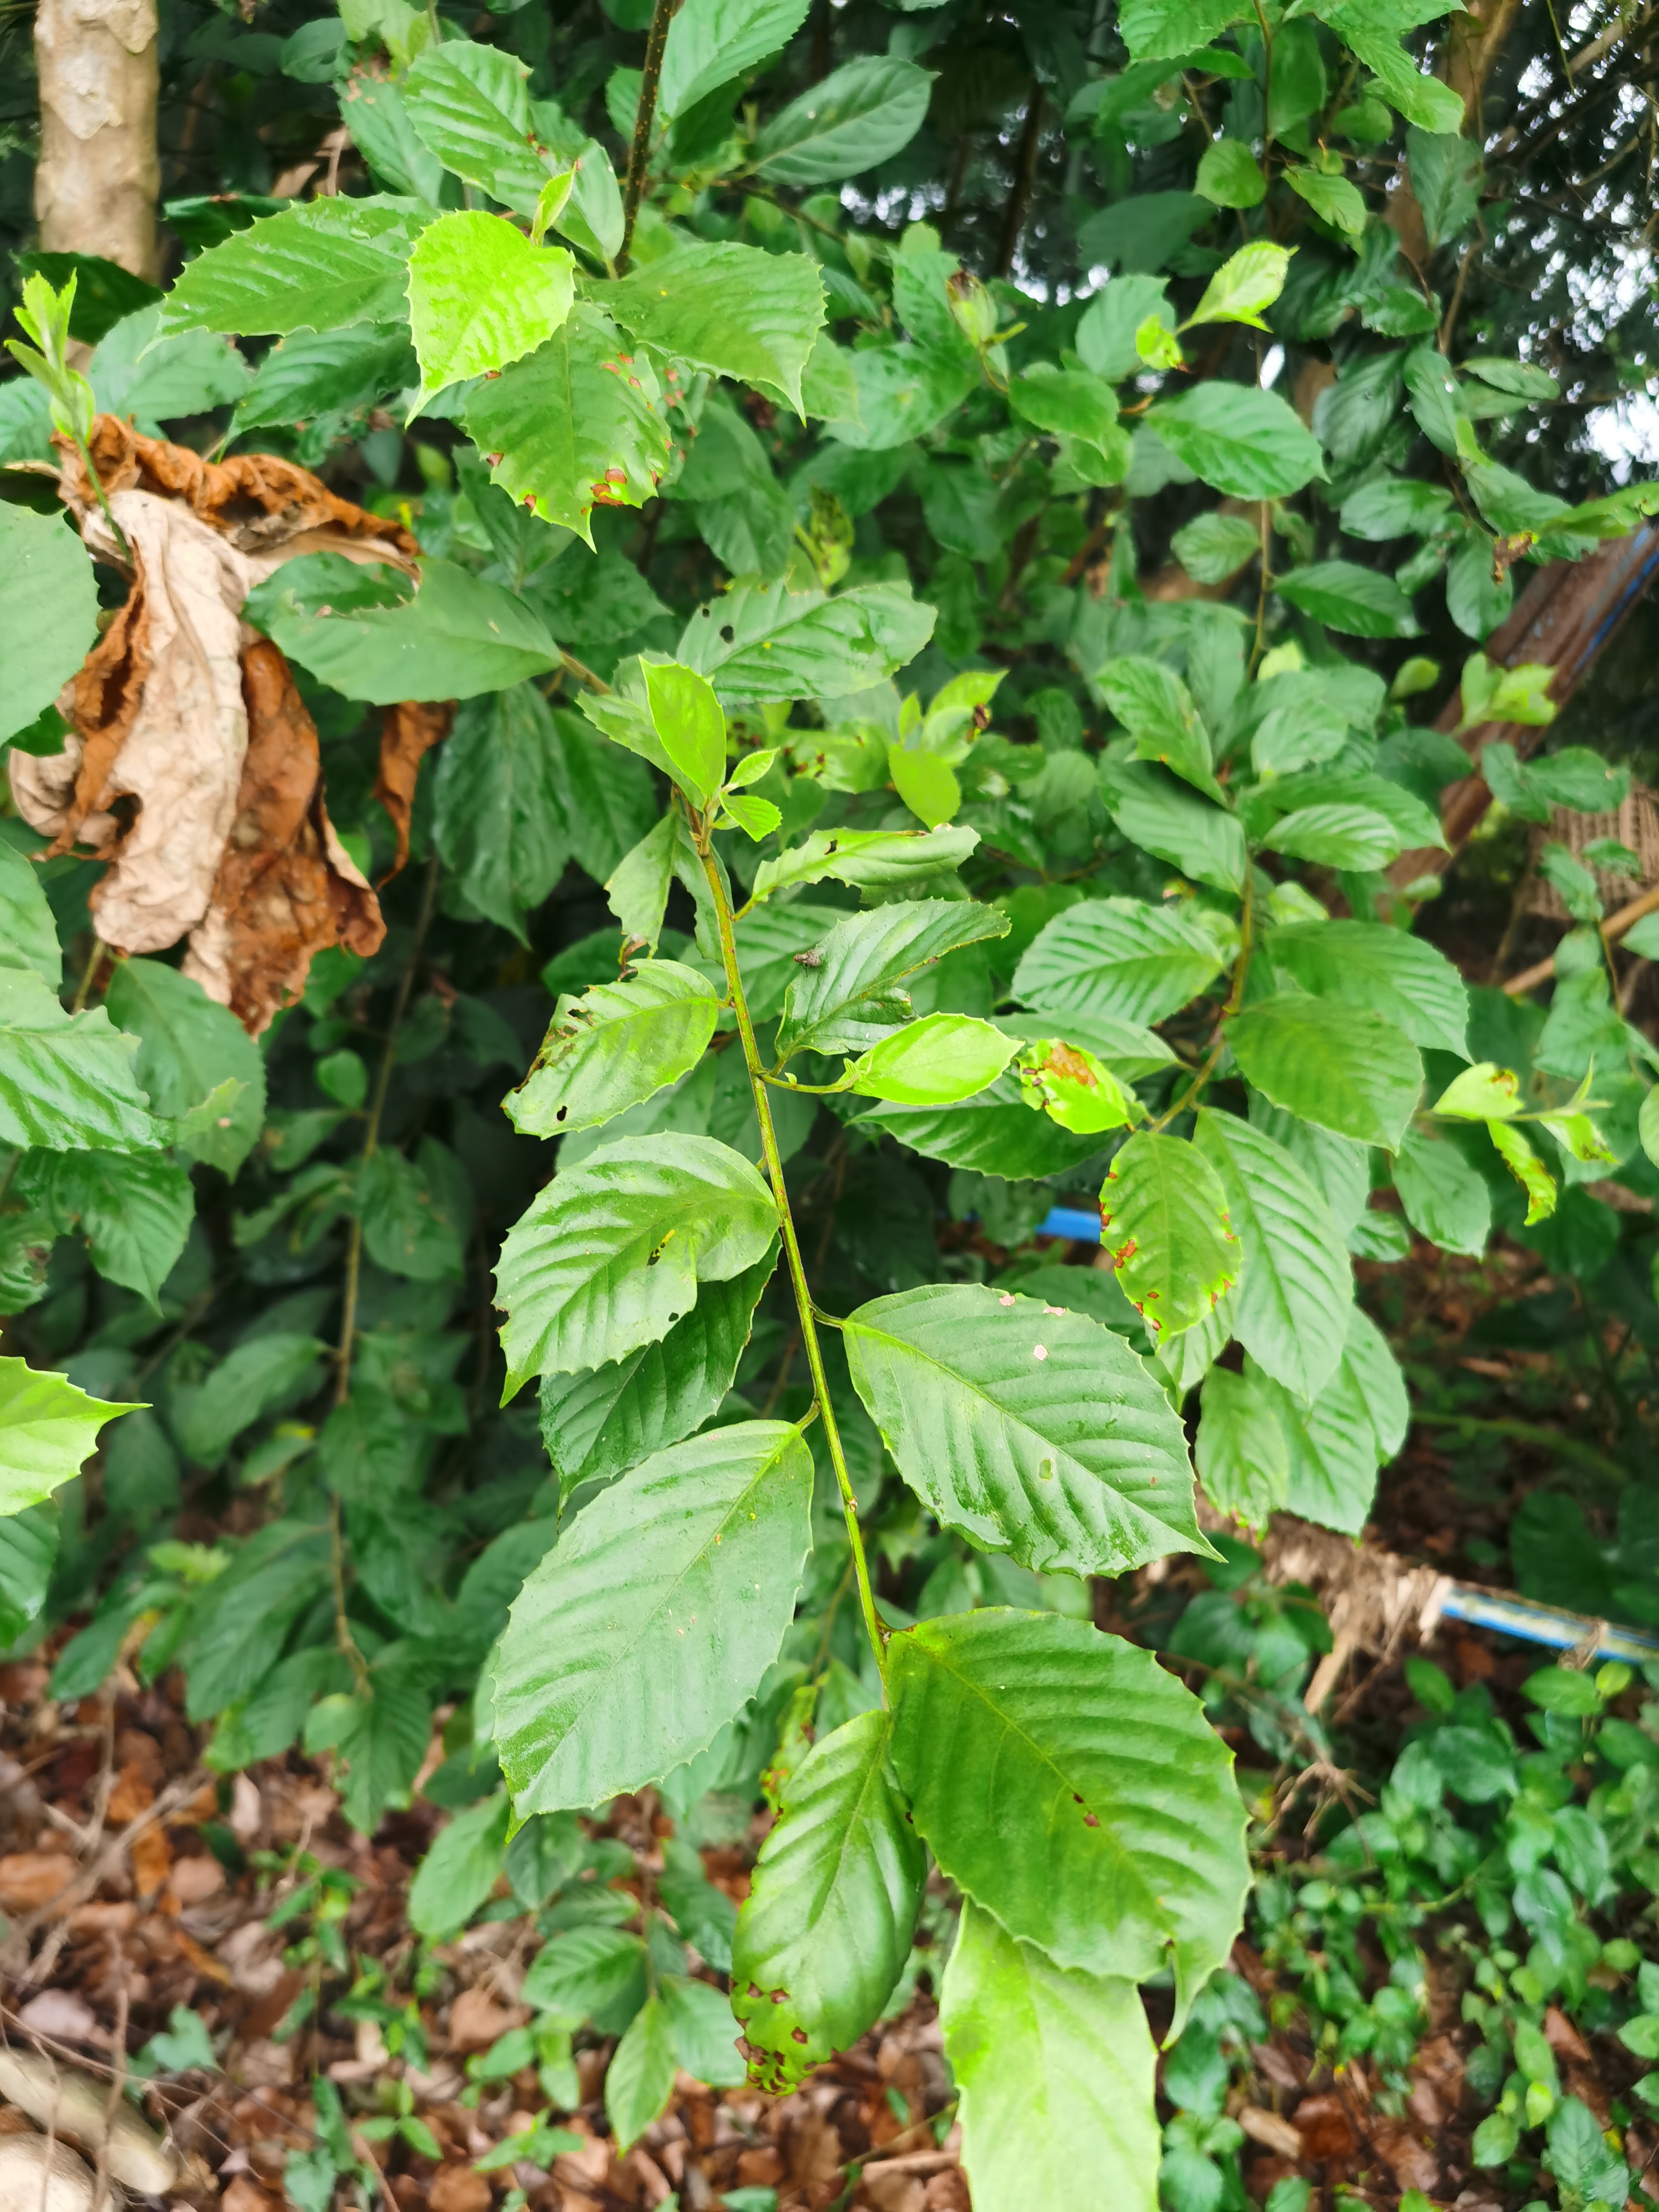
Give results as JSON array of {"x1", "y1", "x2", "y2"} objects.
[
  {"x1": 106, "y1": 1761, "x2": 153, "y2": 1825},
  {"x1": 446, "y1": 1987, "x2": 526, "y2": 2052},
  {"x1": 0, "y1": 1853, "x2": 73, "y2": 1912},
  {"x1": 15, "y1": 1988, "x2": 102, "y2": 2044},
  {"x1": 1292, "y1": 2091, "x2": 1358, "y2": 2162},
  {"x1": 1369, "y1": 2116, "x2": 1439, "y2": 2194},
  {"x1": 376, "y1": 700, "x2": 452, "y2": 879},
  {"x1": 427, "y1": 2167, "x2": 490, "y2": 2212},
  {"x1": 129, "y1": 1823, "x2": 172, "y2": 1900},
  {"x1": 1239, "y1": 2106, "x2": 1304, "y2": 2160},
  {"x1": 164, "y1": 1853, "x2": 225, "y2": 1907}
]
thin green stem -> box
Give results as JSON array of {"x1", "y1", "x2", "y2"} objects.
[
  {"x1": 69, "y1": 934, "x2": 108, "y2": 1014},
  {"x1": 695, "y1": 834, "x2": 888, "y2": 1690},
  {"x1": 72, "y1": 429, "x2": 132, "y2": 568}
]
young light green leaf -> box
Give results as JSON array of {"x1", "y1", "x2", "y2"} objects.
[
  {"x1": 538, "y1": 1244, "x2": 778, "y2": 1490},
  {"x1": 405, "y1": 213, "x2": 575, "y2": 411},
  {"x1": 1013, "y1": 898, "x2": 1225, "y2": 1026},
  {"x1": 0, "y1": 1356, "x2": 136, "y2": 1515},
  {"x1": 777, "y1": 900, "x2": 1010, "y2": 1059},
  {"x1": 1193, "y1": 1109, "x2": 1352, "y2": 1404},
  {"x1": 464, "y1": 305, "x2": 669, "y2": 547},
  {"x1": 603, "y1": 243, "x2": 825, "y2": 414},
  {"x1": 888, "y1": 743, "x2": 961, "y2": 830},
  {"x1": 731, "y1": 1709, "x2": 926, "y2": 2093},
  {"x1": 1267, "y1": 920, "x2": 1469, "y2": 1057},
  {"x1": 752, "y1": 56, "x2": 934, "y2": 184},
  {"x1": 493, "y1": 1132, "x2": 777, "y2": 1389},
  {"x1": 507, "y1": 962, "x2": 720, "y2": 1139},
  {"x1": 0, "y1": 506, "x2": 98, "y2": 745},
  {"x1": 855, "y1": 1076, "x2": 1103, "y2": 1182},
  {"x1": 677, "y1": 577, "x2": 934, "y2": 700},
  {"x1": 492, "y1": 1420, "x2": 813, "y2": 1813},
  {"x1": 845, "y1": 1014, "x2": 1016, "y2": 1105},
  {"x1": 750, "y1": 824, "x2": 977, "y2": 905},
  {"x1": 1098, "y1": 657, "x2": 1221, "y2": 800},
  {"x1": 1016, "y1": 1040, "x2": 1141, "y2": 1134},
  {"x1": 1008, "y1": 367, "x2": 1128, "y2": 473},
  {"x1": 1225, "y1": 996, "x2": 1423, "y2": 1150},
  {"x1": 161, "y1": 196, "x2": 432, "y2": 335},
  {"x1": 1195, "y1": 1367, "x2": 1290, "y2": 1532},
  {"x1": 1099, "y1": 1133, "x2": 1241, "y2": 1346},
  {"x1": 1434, "y1": 1062, "x2": 1524, "y2": 1120},
  {"x1": 104, "y1": 957, "x2": 266, "y2": 1175},
  {"x1": 605, "y1": 1994, "x2": 679, "y2": 2154},
  {"x1": 843, "y1": 1282, "x2": 1212, "y2": 1576},
  {"x1": 886, "y1": 1609, "x2": 1250, "y2": 2026},
  {"x1": 407, "y1": 1791, "x2": 510, "y2": 1940},
  {"x1": 0, "y1": 842, "x2": 61, "y2": 988},
  {"x1": 660, "y1": 0, "x2": 813, "y2": 118},
  {"x1": 0, "y1": 967, "x2": 159, "y2": 1155},
  {"x1": 1393, "y1": 1128, "x2": 1492, "y2": 1256},
  {"x1": 1487, "y1": 1118, "x2": 1557, "y2": 1222},
  {"x1": 942, "y1": 1902, "x2": 1159, "y2": 2212},
  {"x1": 1184, "y1": 242, "x2": 1292, "y2": 329},
  {"x1": 1248, "y1": 1306, "x2": 1408, "y2": 1535},
  {"x1": 1147, "y1": 384, "x2": 1326, "y2": 500},
  {"x1": 640, "y1": 657, "x2": 726, "y2": 808}
]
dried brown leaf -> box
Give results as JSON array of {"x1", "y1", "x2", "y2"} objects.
[{"x1": 376, "y1": 700, "x2": 452, "y2": 879}]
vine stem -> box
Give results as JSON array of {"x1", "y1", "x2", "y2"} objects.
[
  {"x1": 618, "y1": 0, "x2": 680, "y2": 275},
  {"x1": 695, "y1": 835, "x2": 888, "y2": 1691}
]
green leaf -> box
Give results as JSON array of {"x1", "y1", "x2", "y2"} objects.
[
  {"x1": 246, "y1": 554, "x2": 557, "y2": 704},
  {"x1": 1196, "y1": 1367, "x2": 1289, "y2": 1532},
  {"x1": 0, "y1": 967, "x2": 159, "y2": 1155},
  {"x1": 753, "y1": 56, "x2": 933, "y2": 183},
  {"x1": 0, "y1": 842, "x2": 61, "y2": 988},
  {"x1": 777, "y1": 900, "x2": 1010, "y2": 1059},
  {"x1": 1013, "y1": 897, "x2": 1224, "y2": 1026},
  {"x1": 1096, "y1": 756, "x2": 1247, "y2": 894},
  {"x1": 660, "y1": 1975, "x2": 745, "y2": 2088},
  {"x1": 1147, "y1": 384, "x2": 1326, "y2": 499},
  {"x1": 1262, "y1": 803, "x2": 1403, "y2": 870},
  {"x1": 751, "y1": 823, "x2": 976, "y2": 904},
  {"x1": 27, "y1": 1150, "x2": 193, "y2": 1307},
  {"x1": 358, "y1": 1138, "x2": 469, "y2": 1281},
  {"x1": 0, "y1": 1504, "x2": 60, "y2": 1647},
  {"x1": 888, "y1": 743, "x2": 960, "y2": 829},
  {"x1": 1193, "y1": 1109, "x2": 1352, "y2": 1404},
  {"x1": 338, "y1": 75, "x2": 444, "y2": 200},
  {"x1": 1120, "y1": 0, "x2": 1248, "y2": 60},
  {"x1": 942, "y1": 1902, "x2": 1159, "y2": 2212},
  {"x1": 408, "y1": 1791, "x2": 511, "y2": 1940},
  {"x1": 1172, "y1": 510, "x2": 1262, "y2": 583},
  {"x1": 1008, "y1": 366, "x2": 1128, "y2": 473},
  {"x1": 677, "y1": 577, "x2": 934, "y2": 700},
  {"x1": 1392, "y1": 1128, "x2": 1491, "y2": 1256},
  {"x1": 104, "y1": 958, "x2": 266, "y2": 1175},
  {"x1": 843, "y1": 1281, "x2": 1210, "y2": 1576},
  {"x1": 0, "y1": 1357, "x2": 135, "y2": 1515},
  {"x1": 492, "y1": 1419, "x2": 814, "y2": 1812},
  {"x1": 1487, "y1": 1118, "x2": 1557, "y2": 1224},
  {"x1": 1195, "y1": 139, "x2": 1265, "y2": 208},
  {"x1": 178, "y1": 1335, "x2": 328, "y2": 1468},
  {"x1": 493, "y1": 1132, "x2": 777, "y2": 1390},
  {"x1": 406, "y1": 213, "x2": 574, "y2": 409},
  {"x1": 538, "y1": 1244, "x2": 778, "y2": 1490},
  {"x1": 161, "y1": 196, "x2": 432, "y2": 335},
  {"x1": 431, "y1": 682, "x2": 574, "y2": 942},
  {"x1": 464, "y1": 305, "x2": 670, "y2": 547},
  {"x1": 1016, "y1": 1039, "x2": 1141, "y2": 1134},
  {"x1": 402, "y1": 41, "x2": 553, "y2": 217},
  {"x1": 1248, "y1": 1307, "x2": 1408, "y2": 1534},
  {"x1": 1275, "y1": 560, "x2": 1418, "y2": 638},
  {"x1": 1284, "y1": 164, "x2": 1367, "y2": 236},
  {"x1": 660, "y1": 0, "x2": 813, "y2": 118},
  {"x1": 1099, "y1": 1133, "x2": 1240, "y2": 1346},
  {"x1": 603, "y1": 243, "x2": 825, "y2": 414},
  {"x1": 303, "y1": 1652, "x2": 430, "y2": 1836},
  {"x1": 732, "y1": 1709, "x2": 925, "y2": 2092},
  {"x1": 856, "y1": 1075, "x2": 1103, "y2": 1182},
  {"x1": 1185, "y1": 243, "x2": 1292, "y2": 330},
  {"x1": 507, "y1": 962, "x2": 720, "y2": 1138},
  {"x1": 0, "y1": 506, "x2": 98, "y2": 745},
  {"x1": 1266, "y1": 920, "x2": 1469, "y2": 1056},
  {"x1": 641, "y1": 657, "x2": 726, "y2": 807},
  {"x1": 1313, "y1": 0, "x2": 1466, "y2": 132},
  {"x1": 886, "y1": 1609, "x2": 1249, "y2": 2023},
  {"x1": 1225, "y1": 996, "x2": 1422, "y2": 1149},
  {"x1": 1098, "y1": 658, "x2": 1221, "y2": 801},
  {"x1": 846, "y1": 1014, "x2": 1016, "y2": 1104},
  {"x1": 605, "y1": 1992, "x2": 678, "y2": 2153}
]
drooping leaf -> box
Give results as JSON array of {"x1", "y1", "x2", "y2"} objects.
[
  {"x1": 161, "y1": 196, "x2": 432, "y2": 335},
  {"x1": 1265, "y1": 920, "x2": 1469, "y2": 1057},
  {"x1": 752, "y1": 56, "x2": 934, "y2": 184},
  {"x1": 104, "y1": 957, "x2": 266, "y2": 1175},
  {"x1": 0, "y1": 842, "x2": 61, "y2": 988},
  {"x1": 942, "y1": 1902, "x2": 1159, "y2": 2212},
  {"x1": 1013, "y1": 898, "x2": 1225, "y2": 1026},
  {"x1": 1186, "y1": 242, "x2": 1292, "y2": 330},
  {"x1": 605, "y1": 1993, "x2": 679, "y2": 2153},
  {"x1": 1225, "y1": 996, "x2": 1423, "y2": 1150},
  {"x1": 660, "y1": 0, "x2": 813, "y2": 119},
  {"x1": 1098, "y1": 1133, "x2": 1241, "y2": 1345},
  {"x1": 843, "y1": 1282, "x2": 1211, "y2": 1576},
  {"x1": 0, "y1": 967, "x2": 159, "y2": 1155},
  {"x1": 233, "y1": 324, "x2": 416, "y2": 432},
  {"x1": 1195, "y1": 1367, "x2": 1290, "y2": 1532},
  {"x1": 731, "y1": 1709, "x2": 926, "y2": 2092},
  {"x1": 1275, "y1": 560, "x2": 1419, "y2": 638},
  {"x1": 1096, "y1": 756, "x2": 1248, "y2": 894},
  {"x1": 1193, "y1": 1108, "x2": 1352, "y2": 1404},
  {"x1": 0, "y1": 506, "x2": 98, "y2": 746},
  {"x1": 493, "y1": 1133, "x2": 778, "y2": 1390},
  {"x1": 303, "y1": 1650, "x2": 431, "y2": 1836},
  {"x1": 605, "y1": 244, "x2": 826, "y2": 415},
  {"x1": 538, "y1": 1244, "x2": 778, "y2": 1490},
  {"x1": 678, "y1": 577, "x2": 935, "y2": 701},
  {"x1": 0, "y1": 1504, "x2": 59, "y2": 1647},
  {"x1": 886, "y1": 1609, "x2": 1250, "y2": 2026},
  {"x1": 1249, "y1": 1305, "x2": 1409, "y2": 1535},
  {"x1": 407, "y1": 1791, "x2": 511, "y2": 1940},
  {"x1": 777, "y1": 900, "x2": 1011, "y2": 1059},
  {"x1": 506, "y1": 962, "x2": 720, "y2": 1138},
  {"x1": 751, "y1": 824, "x2": 977, "y2": 904},
  {"x1": 25, "y1": 1150, "x2": 193, "y2": 1307},
  {"x1": 856, "y1": 1075, "x2": 1104, "y2": 1182},
  {"x1": 1393, "y1": 1128, "x2": 1492, "y2": 1256},
  {"x1": 1147, "y1": 384, "x2": 1326, "y2": 499},
  {"x1": 1098, "y1": 657, "x2": 1222, "y2": 800},
  {"x1": 0, "y1": 1357, "x2": 135, "y2": 1515},
  {"x1": 492, "y1": 1419, "x2": 814, "y2": 1812},
  {"x1": 405, "y1": 213, "x2": 575, "y2": 407},
  {"x1": 402, "y1": 39, "x2": 554, "y2": 216}
]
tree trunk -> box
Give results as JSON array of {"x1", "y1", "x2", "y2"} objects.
[{"x1": 35, "y1": 0, "x2": 161, "y2": 282}]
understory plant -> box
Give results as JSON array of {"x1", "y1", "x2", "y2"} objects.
[{"x1": 4, "y1": 0, "x2": 1659, "y2": 2199}]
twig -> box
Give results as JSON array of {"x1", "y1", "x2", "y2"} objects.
[
  {"x1": 16, "y1": 1771, "x2": 207, "y2": 1959},
  {"x1": 92, "y1": 1951, "x2": 130, "y2": 2212},
  {"x1": 996, "y1": 87, "x2": 1045, "y2": 278},
  {"x1": 618, "y1": 0, "x2": 680, "y2": 273},
  {"x1": 1503, "y1": 877, "x2": 1659, "y2": 995}
]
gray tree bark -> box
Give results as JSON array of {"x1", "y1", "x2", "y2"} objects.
[{"x1": 35, "y1": 0, "x2": 161, "y2": 281}]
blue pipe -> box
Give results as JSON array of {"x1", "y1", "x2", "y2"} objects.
[{"x1": 1037, "y1": 1205, "x2": 1103, "y2": 1241}]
